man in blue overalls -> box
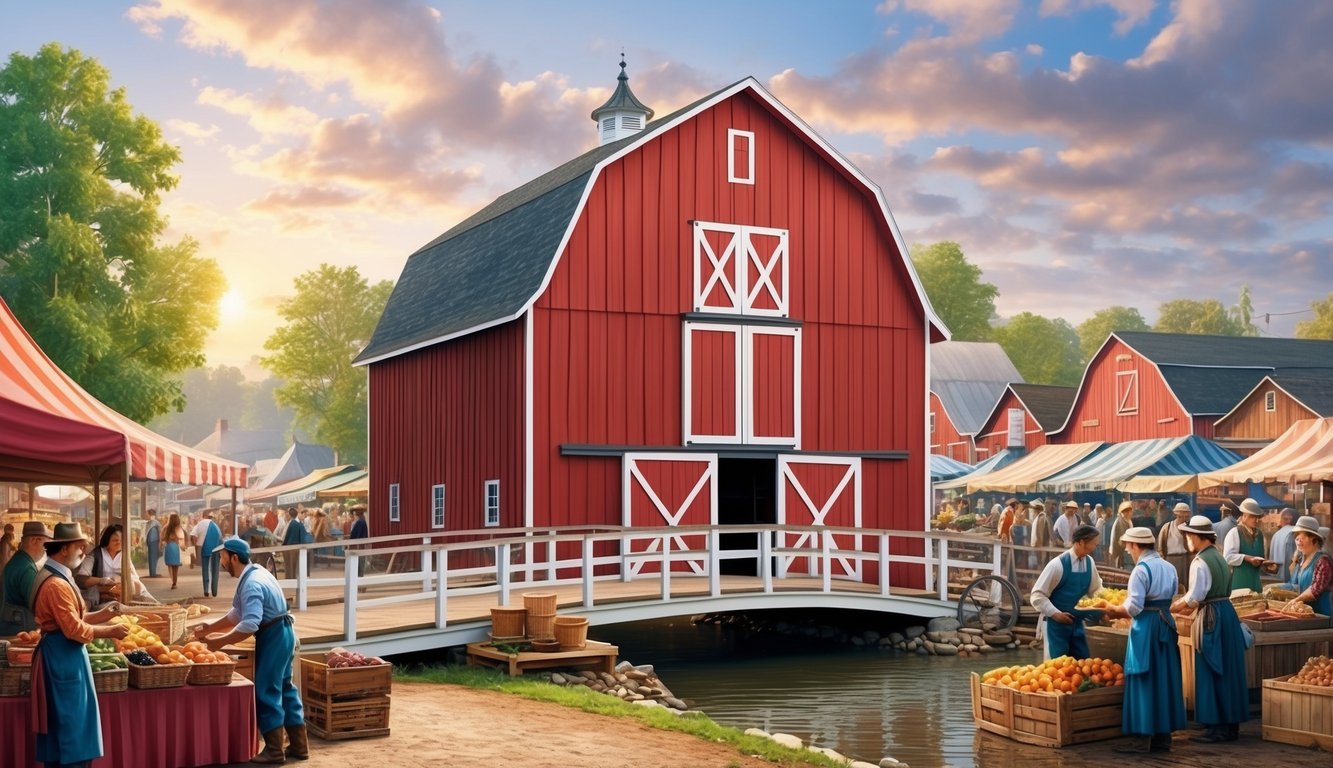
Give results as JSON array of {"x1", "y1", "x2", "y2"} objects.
[
  {"x1": 1029, "y1": 523, "x2": 1103, "y2": 660},
  {"x1": 194, "y1": 538, "x2": 307, "y2": 764}
]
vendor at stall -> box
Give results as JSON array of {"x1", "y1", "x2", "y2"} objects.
[
  {"x1": 1103, "y1": 527, "x2": 1185, "y2": 754},
  {"x1": 31, "y1": 522, "x2": 130, "y2": 767},
  {"x1": 0, "y1": 521, "x2": 51, "y2": 634},
  {"x1": 1030, "y1": 524, "x2": 1102, "y2": 660},
  {"x1": 1276, "y1": 515, "x2": 1332, "y2": 621},
  {"x1": 1223, "y1": 498, "x2": 1275, "y2": 593},
  {"x1": 1172, "y1": 515, "x2": 1248, "y2": 743},
  {"x1": 75, "y1": 524, "x2": 155, "y2": 607},
  {"x1": 193, "y1": 537, "x2": 307, "y2": 764}
]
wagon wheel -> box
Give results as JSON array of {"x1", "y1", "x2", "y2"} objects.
[{"x1": 955, "y1": 575, "x2": 1020, "y2": 631}]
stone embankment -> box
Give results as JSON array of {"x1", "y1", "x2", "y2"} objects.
[
  {"x1": 743, "y1": 727, "x2": 910, "y2": 768},
  {"x1": 547, "y1": 660, "x2": 691, "y2": 712},
  {"x1": 692, "y1": 613, "x2": 1022, "y2": 656}
]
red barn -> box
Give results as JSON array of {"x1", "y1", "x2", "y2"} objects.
[
  {"x1": 355, "y1": 66, "x2": 946, "y2": 583},
  {"x1": 928, "y1": 341, "x2": 1021, "y2": 463},
  {"x1": 973, "y1": 383, "x2": 1075, "y2": 458},
  {"x1": 1051, "y1": 332, "x2": 1333, "y2": 445}
]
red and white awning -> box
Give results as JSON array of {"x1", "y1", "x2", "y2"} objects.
[
  {"x1": 0, "y1": 297, "x2": 247, "y2": 487},
  {"x1": 1198, "y1": 418, "x2": 1333, "y2": 486}
]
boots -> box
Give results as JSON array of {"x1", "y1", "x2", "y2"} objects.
[
  {"x1": 285, "y1": 724, "x2": 310, "y2": 760},
  {"x1": 251, "y1": 728, "x2": 286, "y2": 764},
  {"x1": 1112, "y1": 736, "x2": 1151, "y2": 754}
]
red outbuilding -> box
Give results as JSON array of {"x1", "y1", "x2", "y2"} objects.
[
  {"x1": 356, "y1": 64, "x2": 946, "y2": 585},
  {"x1": 973, "y1": 383, "x2": 1075, "y2": 458}
]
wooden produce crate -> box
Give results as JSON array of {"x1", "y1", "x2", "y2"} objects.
[
  {"x1": 128, "y1": 606, "x2": 187, "y2": 645},
  {"x1": 1179, "y1": 627, "x2": 1333, "y2": 711},
  {"x1": 304, "y1": 694, "x2": 390, "y2": 740},
  {"x1": 1085, "y1": 626, "x2": 1128, "y2": 665},
  {"x1": 300, "y1": 655, "x2": 392, "y2": 699},
  {"x1": 969, "y1": 673, "x2": 1124, "y2": 747},
  {"x1": 1244, "y1": 613, "x2": 1331, "y2": 633},
  {"x1": 0, "y1": 665, "x2": 31, "y2": 697},
  {"x1": 187, "y1": 660, "x2": 237, "y2": 685},
  {"x1": 1262, "y1": 676, "x2": 1333, "y2": 752}
]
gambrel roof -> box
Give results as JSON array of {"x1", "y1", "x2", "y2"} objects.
[{"x1": 355, "y1": 78, "x2": 947, "y2": 366}]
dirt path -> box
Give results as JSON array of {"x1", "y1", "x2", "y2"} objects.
[{"x1": 263, "y1": 682, "x2": 805, "y2": 768}]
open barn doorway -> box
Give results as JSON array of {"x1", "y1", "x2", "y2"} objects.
[{"x1": 717, "y1": 457, "x2": 777, "y2": 575}]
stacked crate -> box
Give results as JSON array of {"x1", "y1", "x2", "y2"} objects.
[{"x1": 298, "y1": 654, "x2": 393, "y2": 740}]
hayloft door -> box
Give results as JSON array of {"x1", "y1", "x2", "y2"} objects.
[
  {"x1": 622, "y1": 453, "x2": 718, "y2": 576},
  {"x1": 776, "y1": 456, "x2": 862, "y2": 580}
]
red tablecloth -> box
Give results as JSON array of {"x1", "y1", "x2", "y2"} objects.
[{"x1": 2, "y1": 675, "x2": 259, "y2": 767}]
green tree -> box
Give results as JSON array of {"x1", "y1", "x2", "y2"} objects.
[
  {"x1": 994, "y1": 313, "x2": 1082, "y2": 386},
  {"x1": 261, "y1": 265, "x2": 393, "y2": 463},
  {"x1": 1153, "y1": 299, "x2": 1246, "y2": 336},
  {"x1": 0, "y1": 44, "x2": 222, "y2": 422},
  {"x1": 1295, "y1": 292, "x2": 1333, "y2": 340},
  {"x1": 1076, "y1": 306, "x2": 1150, "y2": 364},
  {"x1": 1231, "y1": 284, "x2": 1259, "y2": 336},
  {"x1": 910, "y1": 241, "x2": 998, "y2": 341}
]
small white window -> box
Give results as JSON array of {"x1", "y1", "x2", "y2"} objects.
[
  {"x1": 388, "y1": 483, "x2": 400, "y2": 522},
  {"x1": 1116, "y1": 370, "x2": 1139, "y2": 415},
  {"x1": 431, "y1": 484, "x2": 446, "y2": 529},
  {"x1": 1264, "y1": 390, "x2": 1276, "y2": 412},
  {"x1": 929, "y1": 412, "x2": 935, "y2": 434},
  {"x1": 728, "y1": 129, "x2": 755, "y2": 185},
  {"x1": 484, "y1": 480, "x2": 500, "y2": 527}
]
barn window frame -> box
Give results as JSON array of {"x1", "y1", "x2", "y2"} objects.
[
  {"x1": 430, "y1": 484, "x2": 445, "y2": 529},
  {"x1": 692, "y1": 221, "x2": 788, "y2": 317},
  {"x1": 1264, "y1": 390, "x2": 1276, "y2": 412},
  {"x1": 388, "y1": 483, "x2": 400, "y2": 523},
  {"x1": 728, "y1": 129, "x2": 755, "y2": 185},
  {"x1": 484, "y1": 480, "x2": 500, "y2": 527},
  {"x1": 1116, "y1": 370, "x2": 1139, "y2": 416}
]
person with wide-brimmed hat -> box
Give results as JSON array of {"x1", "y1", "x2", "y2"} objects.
[
  {"x1": 1157, "y1": 502, "x2": 1193, "y2": 585},
  {"x1": 1103, "y1": 526, "x2": 1186, "y2": 753},
  {"x1": 1268, "y1": 508, "x2": 1299, "y2": 583},
  {"x1": 1223, "y1": 498, "x2": 1275, "y2": 593},
  {"x1": 1052, "y1": 500, "x2": 1079, "y2": 549},
  {"x1": 1275, "y1": 516, "x2": 1332, "y2": 622},
  {"x1": 1030, "y1": 523, "x2": 1103, "y2": 660},
  {"x1": 0, "y1": 521, "x2": 53, "y2": 635},
  {"x1": 1172, "y1": 515, "x2": 1248, "y2": 742},
  {"x1": 31, "y1": 522, "x2": 131, "y2": 766},
  {"x1": 1107, "y1": 501, "x2": 1134, "y2": 568}
]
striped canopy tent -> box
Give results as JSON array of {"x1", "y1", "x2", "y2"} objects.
[
  {"x1": 276, "y1": 468, "x2": 367, "y2": 506},
  {"x1": 929, "y1": 454, "x2": 974, "y2": 482},
  {"x1": 0, "y1": 297, "x2": 246, "y2": 487},
  {"x1": 1037, "y1": 436, "x2": 1242, "y2": 494},
  {"x1": 964, "y1": 442, "x2": 1105, "y2": 494},
  {"x1": 933, "y1": 449, "x2": 1019, "y2": 491},
  {"x1": 246, "y1": 464, "x2": 361, "y2": 505},
  {"x1": 315, "y1": 472, "x2": 368, "y2": 500},
  {"x1": 1198, "y1": 417, "x2": 1333, "y2": 487}
]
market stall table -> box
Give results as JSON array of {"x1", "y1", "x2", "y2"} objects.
[
  {"x1": 1180, "y1": 625, "x2": 1333, "y2": 712},
  {"x1": 2, "y1": 674, "x2": 259, "y2": 767}
]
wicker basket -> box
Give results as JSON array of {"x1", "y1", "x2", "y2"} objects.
[
  {"x1": 6, "y1": 645, "x2": 34, "y2": 667},
  {"x1": 187, "y1": 660, "x2": 237, "y2": 685},
  {"x1": 128, "y1": 606, "x2": 187, "y2": 645},
  {"x1": 490, "y1": 607, "x2": 527, "y2": 639},
  {"x1": 526, "y1": 613, "x2": 556, "y2": 640},
  {"x1": 553, "y1": 616, "x2": 589, "y2": 650},
  {"x1": 128, "y1": 660, "x2": 191, "y2": 689},
  {"x1": 522, "y1": 592, "x2": 558, "y2": 615},
  {"x1": 530, "y1": 638, "x2": 561, "y2": 653},
  {"x1": 93, "y1": 667, "x2": 128, "y2": 693},
  {"x1": 0, "y1": 665, "x2": 31, "y2": 697}
]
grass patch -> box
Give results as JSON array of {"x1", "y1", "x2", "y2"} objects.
[{"x1": 396, "y1": 664, "x2": 846, "y2": 767}]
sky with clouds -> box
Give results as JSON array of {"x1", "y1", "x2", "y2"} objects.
[{"x1": 3, "y1": 0, "x2": 1330, "y2": 371}]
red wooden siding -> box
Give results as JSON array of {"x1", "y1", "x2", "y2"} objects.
[
  {"x1": 689, "y1": 327, "x2": 738, "y2": 438},
  {"x1": 778, "y1": 459, "x2": 858, "y2": 578},
  {"x1": 974, "y1": 390, "x2": 1050, "y2": 457},
  {"x1": 368, "y1": 320, "x2": 525, "y2": 537},
  {"x1": 1052, "y1": 338, "x2": 1191, "y2": 444},
  {"x1": 532, "y1": 89, "x2": 927, "y2": 532},
  {"x1": 750, "y1": 330, "x2": 796, "y2": 441},
  {"x1": 929, "y1": 392, "x2": 972, "y2": 462}
]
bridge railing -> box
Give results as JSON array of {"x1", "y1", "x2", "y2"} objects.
[{"x1": 253, "y1": 524, "x2": 1011, "y2": 643}]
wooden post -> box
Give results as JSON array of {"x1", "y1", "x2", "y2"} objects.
[
  {"x1": 581, "y1": 537, "x2": 594, "y2": 608},
  {"x1": 879, "y1": 532, "x2": 891, "y2": 597},
  {"x1": 708, "y1": 528, "x2": 721, "y2": 597},
  {"x1": 760, "y1": 530, "x2": 773, "y2": 593},
  {"x1": 121, "y1": 464, "x2": 131, "y2": 605},
  {"x1": 343, "y1": 553, "x2": 357, "y2": 643},
  {"x1": 434, "y1": 549, "x2": 448, "y2": 628},
  {"x1": 93, "y1": 482, "x2": 101, "y2": 544},
  {"x1": 26, "y1": 483, "x2": 34, "y2": 519}
]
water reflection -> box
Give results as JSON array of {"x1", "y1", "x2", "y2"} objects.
[{"x1": 597, "y1": 617, "x2": 1042, "y2": 768}]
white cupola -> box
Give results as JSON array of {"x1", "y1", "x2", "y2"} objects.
[{"x1": 590, "y1": 56, "x2": 654, "y2": 146}]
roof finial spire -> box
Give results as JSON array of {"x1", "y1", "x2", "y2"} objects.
[{"x1": 590, "y1": 52, "x2": 654, "y2": 146}]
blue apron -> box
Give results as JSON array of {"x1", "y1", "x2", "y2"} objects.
[
  {"x1": 1122, "y1": 564, "x2": 1186, "y2": 737},
  {"x1": 1045, "y1": 552, "x2": 1092, "y2": 659},
  {"x1": 1292, "y1": 551, "x2": 1333, "y2": 619},
  {"x1": 33, "y1": 566, "x2": 104, "y2": 765},
  {"x1": 236, "y1": 566, "x2": 305, "y2": 733}
]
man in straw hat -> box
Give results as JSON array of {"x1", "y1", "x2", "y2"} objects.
[
  {"x1": 1274, "y1": 515, "x2": 1332, "y2": 622},
  {"x1": 194, "y1": 537, "x2": 308, "y2": 763},
  {"x1": 1030, "y1": 524, "x2": 1103, "y2": 660},
  {"x1": 1103, "y1": 525, "x2": 1185, "y2": 753},
  {"x1": 1052, "y1": 500, "x2": 1079, "y2": 549},
  {"x1": 31, "y1": 523, "x2": 131, "y2": 767},
  {"x1": 1107, "y1": 501, "x2": 1134, "y2": 568},
  {"x1": 1157, "y1": 502, "x2": 1193, "y2": 585},
  {"x1": 0, "y1": 521, "x2": 52, "y2": 635},
  {"x1": 1223, "y1": 498, "x2": 1275, "y2": 593},
  {"x1": 1172, "y1": 515, "x2": 1248, "y2": 743}
]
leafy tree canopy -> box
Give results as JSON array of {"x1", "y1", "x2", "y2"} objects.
[
  {"x1": 261, "y1": 265, "x2": 393, "y2": 464},
  {"x1": 1153, "y1": 298, "x2": 1251, "y2": 336},
  {"x1": 1075, "y1": 306, "x2": 1150, "y2": 364},
  {"x1": 910, "y1": 241, "x2": 998, "y2": 341},
  {"x1": 1295, "y1": 292, "x2": 1333, "y2": 340},
  {"x1": 0, "y1": 43, "x2": 222, "y2": 422},
  {"x1": 995, "y1": 312, "x2": 1082, "y2": 386}
]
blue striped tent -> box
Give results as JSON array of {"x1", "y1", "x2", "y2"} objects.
[
  {"x1": 933, "y1": 449, "x2": 1018, "y2": 491},
  {"x1": 1038, "y1": 435, "x2": 1241, "y2": 493},
  {"x1": 930, "y1": 454, "x2": 974, "y2": 482}
]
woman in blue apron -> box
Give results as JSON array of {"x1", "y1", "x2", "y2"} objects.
[
  {"x1": 1103, "y1": 526, "x2": 1186, "y2": 754},
  {"x1": 1030, "y1": 524, "x2": 1102, "y2": 659},
  {"x1": 1277, "y1": 515, "x2": 1332, "y2": 622}
]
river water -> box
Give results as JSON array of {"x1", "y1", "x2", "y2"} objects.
[{"x1": 596, "y1": 615, "x2": 1044, "y2": 768}]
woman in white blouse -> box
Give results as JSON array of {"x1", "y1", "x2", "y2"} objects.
[{"x1": 75, "y1": 524, "x2": 155, "y2": 607}]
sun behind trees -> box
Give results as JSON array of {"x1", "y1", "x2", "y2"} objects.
[{"x1": 0, "y1": 43, "x2": 223, "y2": 422}]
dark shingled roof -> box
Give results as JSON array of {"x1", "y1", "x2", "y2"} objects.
[
  {"x1": 355, "y1": 84, "x2": 731, "y2": 364},
  {"x1": 1008, "y1": 383, "x2": 1077, "y2": 432},
  {"x1": 1115, "y1": 332, "x2": 1333, "y2": 416},
  {"x1": 1265, "y1": 374, "x2": 1333, "y2": 417}
]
